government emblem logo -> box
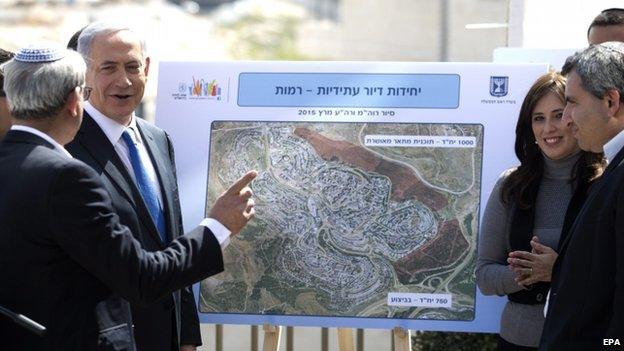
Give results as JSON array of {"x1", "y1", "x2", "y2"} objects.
[{"x1": 490, "y1": 76, "x2": 508, "y2": 97}]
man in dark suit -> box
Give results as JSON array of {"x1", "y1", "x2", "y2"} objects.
[
  {"x1": 65, "y1": 22, "x2": 208, "y2": 351},
  {"x1": 539, "y1": 42, "x2": 624, "y2": 349},
  {"x1": 0, "y1": 45, "x2": 256, "y2": 351}
]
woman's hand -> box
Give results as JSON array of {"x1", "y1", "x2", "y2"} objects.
[{"x1": 507, "y1": 236, "x2": 558, "y2": 286}]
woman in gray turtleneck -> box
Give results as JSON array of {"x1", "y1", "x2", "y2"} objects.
[{"x1": 476, "y1": 72, "x2": 605, "y2": 350}]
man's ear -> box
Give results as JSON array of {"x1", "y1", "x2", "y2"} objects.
[
  {"x1": 606, "y1": 89, "x2": 621, "y2": 117},
  {"x1": 65, "y1": 87, "x2": 81, "y2": 117},
  {"x1": 144, "y1": 56, "x2": 150, "y2": 78}
]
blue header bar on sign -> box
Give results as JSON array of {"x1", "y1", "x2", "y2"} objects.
[{"x1": 237, "y1": 73, "x2": 460, "y2": 109}]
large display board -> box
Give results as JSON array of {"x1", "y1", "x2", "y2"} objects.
[{"x1": 155, "y1": 61, "x2": 548, "y2": 332}]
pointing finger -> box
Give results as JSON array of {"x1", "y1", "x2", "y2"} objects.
[{"x1": 225, "y1": 170, "x2": 258, "y2": 195}]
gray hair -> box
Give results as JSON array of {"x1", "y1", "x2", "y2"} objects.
[
  {"x1": 77, "y1": 22, "x2": 147, "y2": 61},
  {"x1": 562, "y1": 41, "x2": 624, "y2": 102},
  {"x1": 2, "y1": 50, "x2": 86, "y2": 120}
]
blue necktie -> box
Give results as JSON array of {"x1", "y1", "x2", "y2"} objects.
[{"x1": 121, "y1": 129, "x2": 167, "y2": 243}]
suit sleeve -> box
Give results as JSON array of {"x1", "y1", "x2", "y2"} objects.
[
  {"x1": 47, "y1": 160, "x2": 224, "y2": 306},
  {"x1": 475, "y1": 169, "x2": 524, "y2": 296},
  {"x1": 608, "y1": 181, "x2": 624, "y2": 338},
  {"x1": 165, "y1": 131, "x2": 202, "y2": 345},
  {"x1": 179, "y1": 286, "x2": 202, "y2": 345}
]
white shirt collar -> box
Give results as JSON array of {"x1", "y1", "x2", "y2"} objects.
[
  {"x1": 603, "y1": 128, "x2": 624, "y2": 163},
  {"x1": 10, "y1": 125, "x2": 73, "y2": 158},
  {"x1": 84, "y1": 101, "x2": 141, "y2": 145}
]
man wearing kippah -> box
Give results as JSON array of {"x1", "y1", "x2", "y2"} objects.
[
  {"x1": 0, "y1": 48, "x2": 15, "y2": 139},
  {"x1": 0, "y1": 45, "x2": 257, "y2": 350}
]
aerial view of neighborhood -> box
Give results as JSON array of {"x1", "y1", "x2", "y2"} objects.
[{"x1": 200, "y1": 121, "x2": 483, "y2": 321}]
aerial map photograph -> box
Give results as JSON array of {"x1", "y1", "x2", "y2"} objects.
[{"x1": 200, "y1": 121, "x2": 483, "y2": 321}]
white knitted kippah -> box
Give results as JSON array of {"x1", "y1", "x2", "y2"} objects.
[{"x1": 14, "y1": 44, "x2": 66, "y2": 63}]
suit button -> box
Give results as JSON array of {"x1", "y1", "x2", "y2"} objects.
[{"x1": 536, "y1": 293, "x2": 543, "y2": 302}]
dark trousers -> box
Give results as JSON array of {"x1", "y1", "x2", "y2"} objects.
[{"x1": 498, "y1": 336, "x2": 538, "y2": 351}]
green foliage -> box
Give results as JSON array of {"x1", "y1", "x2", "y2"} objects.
[
  {"x1": 412, "y1": 332, "x2": 498, "y2": 351},
  {"x1": 218, "y1": 11, "x2": 308, "y2": 60}
]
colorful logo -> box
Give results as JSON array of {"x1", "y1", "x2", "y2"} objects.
[
  {"x1": 172, "y1": 77, "x2": 223, "y2": 101},
  {"x1": 190, "y1": 77, "x2": 221, "y2": 98},
  {"x1": 489, "y1": 76, "x2": 508, "y2": 97}
]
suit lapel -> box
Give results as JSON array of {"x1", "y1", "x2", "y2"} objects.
[
  {"x1": 77, "y1": 115, "x2": 137, "y2": 204},
  {"x1": 77, "y1": 114, "x2": 163, "y2": 246},
  {"x1": 136, "y1": 119, "x2": 176, "y2": 241},
  {"x1": 557, "y1": 175, "x2": 607, "y2": 255},
  {"x1": 557, "y1": 146, "x2": 624, "y2": 255}
]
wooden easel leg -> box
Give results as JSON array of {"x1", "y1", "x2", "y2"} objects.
[
  {"x1": 216, "y1": 324, "x2": 223, "y2": 351},
  {"x1": 286, "y1": 326, "x2": 294, "y2": 351},
  {"x1": 251, "y1": 325, "x2": 258, "y2": 351},
  {"x1": 392, "y1": 327, "x2": 412, "y2": 351},
  {"x1": 337, "y1": 328, "x2": 355, "y2": 351},
  {"x1": 321, "y1": 327, "x2": 329, "y2": 351},
  {"x1": 262, "y1": 324, "x2": 282, "y2": 351},
  {"x1": 356, "y1": 328, "x2": 364, "y2": 351}
]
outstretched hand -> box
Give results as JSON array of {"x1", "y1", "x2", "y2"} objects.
[
  {"x1": 209, "y1": 170, "x2": 258, "y2": 236},
  {"x1": 507, "y1": 236, "x2": 558, "y2": 287}
]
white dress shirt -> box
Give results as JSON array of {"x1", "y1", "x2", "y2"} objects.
[
  {"x1": 84, "y1": 102, "x2": 231, "y2": 248},
  {"x1": 85, "y1": 103, "x2": 164, "y2": 207},
  {"x1": 603, "y1": 128, "x2": 624, "y2": 163}
]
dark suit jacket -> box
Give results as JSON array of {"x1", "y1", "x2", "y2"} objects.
[
  {"x1": 540, "y1": 147, "x2": 624, "y2": 350},
  {"x1": 0, "y1": 130, "x2": 223, "y2": 351},
  {"x1": 66, "y1": 113, "x2": 201, "y2": 351}
]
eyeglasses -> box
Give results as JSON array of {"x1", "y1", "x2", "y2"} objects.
[
  {"x1": 66, "y1": 85, "x2": 92, "y2": 102},
  {"x1": 79, "y1": 86, "x2": 92, "y2": 101}
]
